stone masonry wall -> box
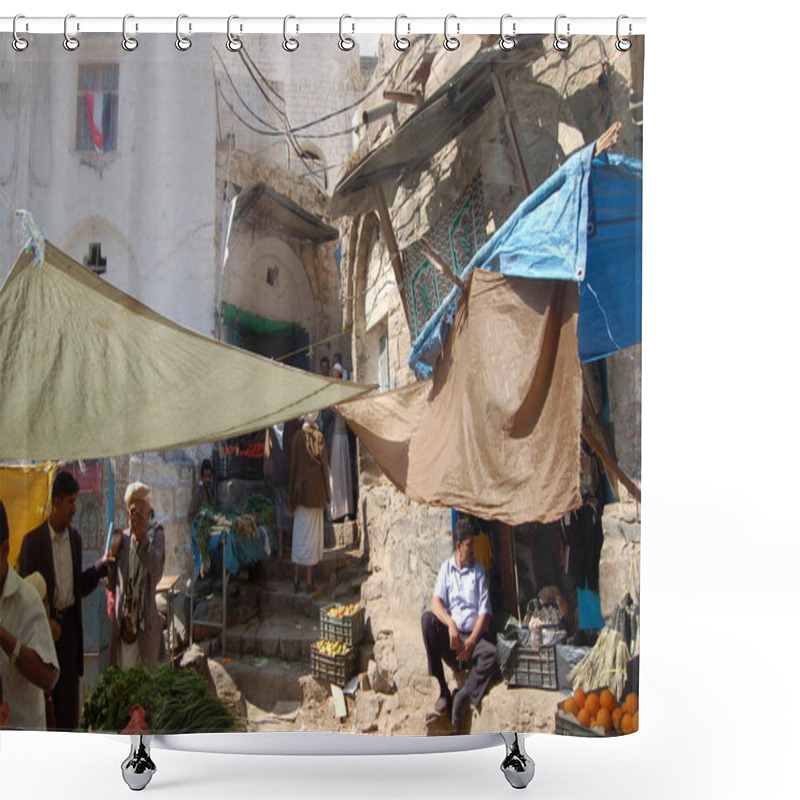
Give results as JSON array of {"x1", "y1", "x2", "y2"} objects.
[{"x1": 346, "y1": 37, "x2": 644, "y2": 698}]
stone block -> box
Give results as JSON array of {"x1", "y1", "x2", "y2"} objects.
[
  {"x1": 279, "y1": 638, "x2": 302, "y2": 662},
  {"x1": 259, "y1": 632, "x2": 281, "y2": 658},
  {"x1": 355, "y1": 690, "x2": 384, "y2": 733}
]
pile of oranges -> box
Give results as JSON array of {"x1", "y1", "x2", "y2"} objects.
[{"x1": 560, "y1": 688, "x2": 639, "y2": 735}]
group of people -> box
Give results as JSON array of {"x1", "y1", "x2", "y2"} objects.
[
  {"x1": 0, "y1": 472, "x2": 165, "y2": 731},
  {"x1": 266, "y1": 353, "x2": 356, "y2": 596}
]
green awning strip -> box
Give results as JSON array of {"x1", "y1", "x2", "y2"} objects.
[{"x1": 222, "y1": 302, "x2": 301, "y2": 337}]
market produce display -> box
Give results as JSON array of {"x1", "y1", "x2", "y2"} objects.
[
  {"x1": 221, "y1": 441, "x2": 265, "y2": 458},
  {"x1": 80, "y1": 663, "x2": 239, "y2": 734},
  {"x1": 194, "y1": 494, "x2": 275, "y2": 569},
  {"x1": 567, "y1": 594, "x2": 639, "y2": 698},
  {"x1": 558, "y1": 687, "x2": 639, "y2": 735},
  {"x1": 313, "y1": 639, "x2": 351, "y2": 657},
  {"x1": 325, "y1": 603, "x2": 362, "y2": 618}
]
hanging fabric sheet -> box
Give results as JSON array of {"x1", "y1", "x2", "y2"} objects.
[{"x1": 339, "y1": 269, "x2": 583, "y2": 525}]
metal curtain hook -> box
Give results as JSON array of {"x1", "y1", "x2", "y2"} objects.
[
  {"x1": 499, "y1": 14, "x2": 516, "y2": 50},
  {"x1": 227, "y1": 15, "x2": 242, "y2": 51},
  {"x1": 339, "y1": 15, "x2": 355, "y2": 51},
  {"x1": 443, "y1": 14, "x2": 460, "y2": 51},
  {"x1": 394, "y1": 14, "x2": 410, "y2": 50},
  {"x1": 63, "y1": 14, "x2": 80, "y2": 51},
  {"x1": 553, "y1": 14, "x2": 570, "y2": 51},
  {"x1": 616, "y1": 15, "x2": 632, "y2": 51},
  {"x1": 176, "y1": 14, "x2": 192, "y2": 51},
  {"x1": 283, "y1": 15, "x2": 299, "y2": 52},
  {"x1": 12, "y1": 14, "x2": 29, "y2": 51},
  {"x1": 122, "y1": 15, "x2": 138, "y2": 51}
]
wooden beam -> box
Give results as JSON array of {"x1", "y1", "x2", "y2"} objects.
[
  {"x1": 419, "y1": 237, "x2": 465, "y2": 290},
  {"x1": 382, "y1": 90, "x2": 422, "y2": 106},
  {"x1": 371, "y1": 185, "x2": 409, "y2": 320},
  {"x1": 594, "y1": 122, "x2": 623, "y2": 157},
  {"x1": 581, "y1": 426, "x2": 641, "y2": 504},
  {"x1": 490, "y1": 65, "x2": 533, "y2": 195}
]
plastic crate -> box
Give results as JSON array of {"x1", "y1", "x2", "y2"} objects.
[
  {"x1": 507, "y1": 645, "x2": 558, "y2": 690},
  {"x1": 310, "y1": 643, "x2": 357, "y2": 686},
  {"x1": 319, "y1": 604, "x2": 366, "y2": 647},
  {"x1": 555, "y1": 690, "x2": 620, "y2": 737}
]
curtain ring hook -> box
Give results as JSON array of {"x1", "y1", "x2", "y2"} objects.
[
  {"x1": 12, "y1": 15, "x2": 29, "y2": 52},
  {"x1": 499, "y1": 14, "x2": 516, "y2": 50},
  {"x1": 226, "y1": 15, "x2": 243, "y2": 51},
  {"x1": 122, "y1": 15, "x2": 138, "y2": 51},
  {"x1": 283, "y1": 15, "x2": 299, "y2": 52},
  {"x1": 553, "y1": 14, "x2": 570, "y2": 52},
  {"x1": 616, "y1": 15, "x2": 632, "y2": 51},
  {"x1": 63, "y1": 13, "x2": 80, "y2": 51},
  {"x1": 339, "y1": 14, "x2": 355, "y2": 51},
  {"x1": 394, "y1": 14, "x2": 410, "y2": 51},
  {"x1": 443, "y1": 14, "x2": 460, "y2": 51},
  {"x1": 176, "y1": 14, "x2": 192, "y2": 51}
]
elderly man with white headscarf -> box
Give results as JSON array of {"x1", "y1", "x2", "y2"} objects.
[{"x1": 107, "y1": 482, "x2": 166, "y2": 669}]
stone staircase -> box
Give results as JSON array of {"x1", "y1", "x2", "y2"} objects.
[{"x1": 193, "y1": 523, "x2": 369, "y2": 727}]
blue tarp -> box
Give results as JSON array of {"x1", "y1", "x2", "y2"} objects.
[
  {"x1": 191, "y1": 522, "x2": 269, "y2": 577},
  {"x1": 408, "y1": 143, "x2": 642, "y2": 375}
]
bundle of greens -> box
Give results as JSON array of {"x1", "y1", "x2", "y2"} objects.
[
  {"x1": 80, "y1": 663, "x2": 239, "y2": 734},
  {"x1": 241, "y1": 493, "x2": 275, "y2": 528},
  {"x1": 80, "y1": 664, "x2": 239, "y2": 734}
]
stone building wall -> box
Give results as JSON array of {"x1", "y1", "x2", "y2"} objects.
[{"x1": 343, "y1": 35, "x2": 643, "y2": 691}]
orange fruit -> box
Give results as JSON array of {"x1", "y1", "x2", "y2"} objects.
[
  {"x1": 563, "y1": 698, "x2": 579, "y2": 716},
  {"x1": 573, "y1": 689, "x2": 586, "y2": 709},
  {"x1": 611, "y1": 707, "x2": 624, "y2": 732},
  {"x1": 584, "y1": 692, "x2": 601, "y2": 717},
  {"x1": 577, "y1": 708, "x2": 592, "y2": 728},
  {"x1": 599, "y1": 689, "x2": 616, "y2": 712},
  {"x1": 596, "y1": 708, "x2": 613, "y2": 732},
  {"x1": 625, "y1": 692, "x2": 639, "y2": 714},
  {"x1": 633, "y1": 710, "x2": 639, "y2": 732},
  {"x1": 620, "y1": 713, "x2": 634, "y2": 735}
]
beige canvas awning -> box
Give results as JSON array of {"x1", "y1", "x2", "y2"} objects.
[
  {"x1": 338, "y1": 269, "x2": 583, "y2": 526},
  {"x1": 0, "y1": 242, "x2": 373, "y2": 461}
]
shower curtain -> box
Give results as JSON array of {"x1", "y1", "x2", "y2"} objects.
[{"x1": 0, "y1": 25, "x2": 642, "y2": 741}]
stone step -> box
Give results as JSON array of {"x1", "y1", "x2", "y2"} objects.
[
  {"x1": 258, "y1": 581, "x2": 324, "y2": 618},
  {"x1": 262, "y1": 544, "x2": 367, "y2": 584},
  {"x1": 215, "y1": 655, "x2": 308, "y2": 706},
  {"x1": 225, "y1": 612, "x2": 321, "y2": 663}
]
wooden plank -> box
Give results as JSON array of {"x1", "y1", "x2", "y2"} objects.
[
  {"x1": 383, "y1": 90, "x2": 422, "y2": 106},
  {"x1": 419, "y1": 238, "x2": 465, "y2": 290},
  {"x1": 581, "y1": 426, "x2": 641, "y2": 504},
  {"x1": 372, "y1": 185, "x2": 409, "y2": 319},
  {"x1": 490, "y1": 65, "x2": 532, "y2": 195},
  {"x1": 594, "y1": 122, "x2": 623, "y2": 157}
]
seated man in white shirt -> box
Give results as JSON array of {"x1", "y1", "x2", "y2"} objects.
[
  {"x1": 421, "y1": 518, "x2": 497, "y2": 729},
  {"x1": 0, "y1": 501, "x2": 60, "y2": 730}
]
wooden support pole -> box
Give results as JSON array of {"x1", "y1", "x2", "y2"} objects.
[
  {"x1": 419, "y1": 237, "x2": 465, "y2": 290},
  {"x1": 581, "y1": 426, "x2": 641, "y2": 504},
  {"x1": 594, "y1": 122, "x2": 623, "y2": 157},
  {"x1": 490, "y1": 65, "x2": 533, "y2": 196},
  {"x1": 372, "y1": 185, "x2": 409, "y2": 319},
  {"x1": 382, "y1": 90, "x2": 422, "y2": 106}
]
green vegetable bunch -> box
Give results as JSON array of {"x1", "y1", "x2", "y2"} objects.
[{"x1": 80, "y1": 663, "x2": 240, "y2": 734}]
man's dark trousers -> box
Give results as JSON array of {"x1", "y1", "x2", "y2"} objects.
[{"x1": 421, "y1": 610, "x2": 496, "y2": 707}]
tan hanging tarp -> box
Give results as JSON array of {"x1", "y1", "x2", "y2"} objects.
[
  {"x1": 0, "y1": 242, "x2": 373, "y2": 461},
  {"x1": 339, "y1": 269, "x2": 583, "y2": 526}
]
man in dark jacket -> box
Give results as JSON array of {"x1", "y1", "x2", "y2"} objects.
[{"x1": 18, "y1": 471, "x2": 113, "y2": 730}]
